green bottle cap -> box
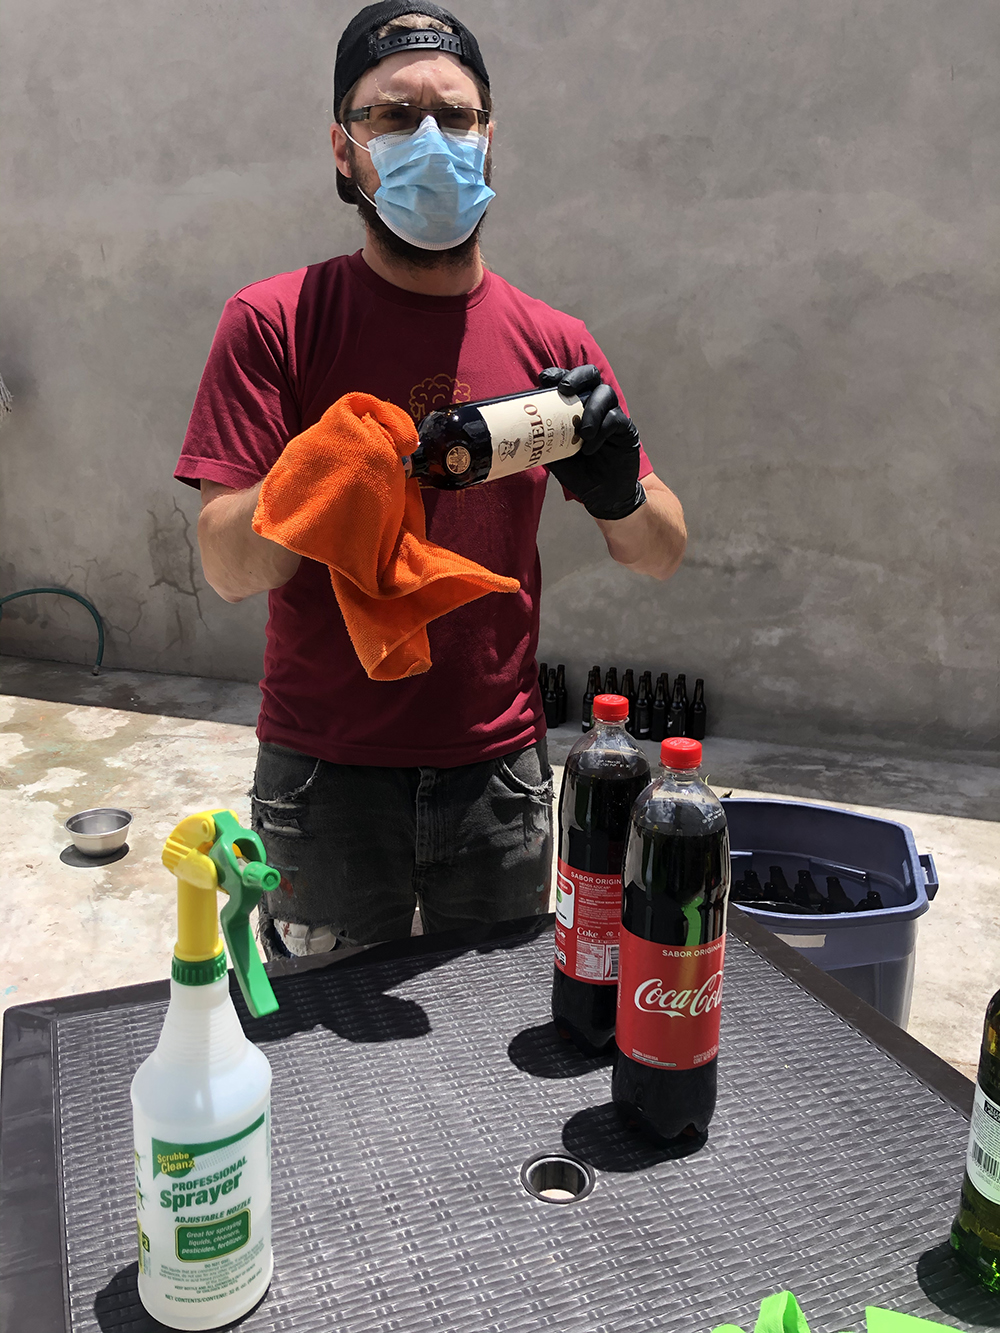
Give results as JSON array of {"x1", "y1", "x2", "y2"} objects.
[{"x1": 171, "y1": 951, "x2": 228, "y2": 987}]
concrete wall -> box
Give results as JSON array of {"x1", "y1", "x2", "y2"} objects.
[{"x1": 1, "y1": 0, "x2": 997, "y2": 749}]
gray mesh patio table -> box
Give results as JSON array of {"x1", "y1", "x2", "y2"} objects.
[{"x1": 2, "y1": 910, "x2": 997, "y2": 1333}]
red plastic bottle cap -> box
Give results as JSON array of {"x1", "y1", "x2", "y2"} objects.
[
  {"x1": 661, "y1": 737, "x2": 702, "y2": 768},
  {"x1": 592, "y1": 694, "x2": 628, "y2": 722}
]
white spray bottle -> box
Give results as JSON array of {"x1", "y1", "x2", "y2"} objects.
[{"x1": 131, "y1": 809, "x2": 281, "y2": 1330}]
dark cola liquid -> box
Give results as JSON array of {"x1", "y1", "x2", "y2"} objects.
[
  {"x1": 613, "y1": 796, "x2": 729, "y2": 1143},
  {"x1": 552, "y1": 754, "x2": 650, "y2": 1056}
]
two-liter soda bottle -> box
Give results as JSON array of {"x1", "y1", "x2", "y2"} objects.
[
  {"x1": 613, "y1": 737, "x2": 731, "y2": 1143},
  {"x1": 552, "y1": 694, "x2": 651, "y2": 1055}
]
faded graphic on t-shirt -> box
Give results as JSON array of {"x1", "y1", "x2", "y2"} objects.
[{"x1": 409, "y1": 374, "x2": 471, "y2": 422}]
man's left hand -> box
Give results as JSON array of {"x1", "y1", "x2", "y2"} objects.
[{"x1": 537, "y1": 365, "x2": 646, "y2": 521}]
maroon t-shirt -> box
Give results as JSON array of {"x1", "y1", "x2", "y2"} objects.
[{"x1": 177, "y1": 251, "x2": 651, "y2": 767}]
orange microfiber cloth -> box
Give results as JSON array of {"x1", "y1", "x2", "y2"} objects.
[{"x1": 252, "y1": 392, "x2": 520, "y2": 681}]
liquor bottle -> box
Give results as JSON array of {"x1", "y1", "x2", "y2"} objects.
[
  {"x1": 603, "y1": 666, "x2": 619, "y2": 695},
  {"x1": 544, "y1": 669, "x2": 560, "y2": 728},
  {"x1": 634, "y1": 674, "x2": 652, "y2": 741},
  {"x1": 666, "y1": 676, "x2": 687, "y2": 737},
  {"x1": 650, "y1": 676, "x2": 668, "y2": 742},
  {"x1": 408, "y1": 385, "x2": 586, "y2": 489},
  {"x1": 951, "y1": 986, "x2": 1000, "y2": 1291},
  {"x1": 556, "y1": 664, "x2": 568, "y2": 725},
  {"x1": 688, "y1": 679, "x2": 707, "y2": 741},
  {"x1": 793, "y1": 869, "x2": 824, "y2": 913},
  {"x1": 621, "y1": 670, "x2": 637, "y2": 735},
  {"x1": 581, "y1": 668, "x2": 598, "y2": 733},
  {"x1": 613, "y1": 737, "x2": 730, "y2": 1144},
  {"x1": 552, "y1": 695, "x2": 651, "y2": 1056}
]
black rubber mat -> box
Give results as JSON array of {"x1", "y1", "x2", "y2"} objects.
[{"x1": 24, "y1": 922, "x2": 1000, "y2": 1331}]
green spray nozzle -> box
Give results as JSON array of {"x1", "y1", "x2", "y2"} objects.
[{"x1": 162, "y1": 809, "x2": 281, "y2": 1019}]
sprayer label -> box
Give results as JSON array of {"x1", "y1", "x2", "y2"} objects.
[
  {"x1": 616, "y1": 929, "x2": 726, "y2": 1070},
  {"x1": 966, "y1": 1083, "x2": 1000, "y2": 1205},
  {"x1": 554, "y1": 858, "x2": 622, "y2": 985},
  {"x1": 134, "y1": 1102, "x2": 270, "y2": 1308}
]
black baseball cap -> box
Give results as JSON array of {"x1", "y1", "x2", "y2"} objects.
[{"x1": 334, "y1": 1, "x2": 490, "y2": 121}]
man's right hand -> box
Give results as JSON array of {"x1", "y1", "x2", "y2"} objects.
[
  {"x1": 537, "y1": 366, "x2": 646, "y2": 522},
  {"x1": 198, "y1": 480, "x2": 301, "y2": 603}
]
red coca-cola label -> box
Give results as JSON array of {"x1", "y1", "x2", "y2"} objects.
[
  {"x1": 616, "y1": 928, "x2": 726, "y2": 1070},
  {"x1": 553, "y1": 858, "x2": 621, "y2": 984}
]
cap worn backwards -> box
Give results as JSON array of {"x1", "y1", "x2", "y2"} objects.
[{"x1": 334, "y1": 1, "x2": 490, "y2": 122}]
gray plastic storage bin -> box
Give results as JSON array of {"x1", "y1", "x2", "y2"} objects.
[{"x1": 721, "y1": 798, "x2": 938, "y2": 1027}]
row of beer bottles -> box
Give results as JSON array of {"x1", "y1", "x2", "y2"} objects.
[
  {"x1": 538, "y1": 662, "x2": 707, "y2": 742},
  {"x1": 584, "y1": 667, "x2": 706, "y2": 742}
]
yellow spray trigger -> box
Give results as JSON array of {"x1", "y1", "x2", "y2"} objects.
[{"x1": 162, "y1": 809, "x2": 281, "y2": 1019}]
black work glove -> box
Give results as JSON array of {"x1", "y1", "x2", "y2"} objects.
[{"x1": 537, "y1": 365, "x2": 646, "y2": 521}]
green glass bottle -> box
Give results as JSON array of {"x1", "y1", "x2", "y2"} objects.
[{"x1": 951, "y1": 987, "x2": 1000, "y2": 1290}]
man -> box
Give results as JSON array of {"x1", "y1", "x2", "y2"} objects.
[{"x1": 178, "y1": 2, "x2": 686, "y2": 960}]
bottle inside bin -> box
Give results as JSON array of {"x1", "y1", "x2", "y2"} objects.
[
  {"x1": 613, "y1": 737, "x2": 731, "y2": 1145},
  {"x1": 552, "y1": 694, "x2": 651, "y2": 1056}
]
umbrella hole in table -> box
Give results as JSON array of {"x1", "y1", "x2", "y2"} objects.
[{"x1": 520, "y1": 1152, "x2": 595, "y2": 1204}]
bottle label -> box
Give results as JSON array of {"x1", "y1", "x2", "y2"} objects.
[
  {"x1": 478, "y1": 390, "x2": 583, "y2": 481},
  {"x1": 616, "y1": 928, "x2": 726, "y2": 1070},
  {"x1": 134, "y1": 1105, "x2": 270, "y2": 1304},
  {"x1": 965, "y1": 1082, "x2": 1000, "y2": 1205},
  {"x1": 554, "y1": 858, "x2": 621, "y2": 984}
]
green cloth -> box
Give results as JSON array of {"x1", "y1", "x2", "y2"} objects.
[{"x1": 714, "y1": 1290, "x2": 957, "y2": 1333}]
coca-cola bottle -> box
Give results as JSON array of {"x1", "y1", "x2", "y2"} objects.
[
  {"x1": 613, "y1": 737, "x2": 730, "y2": 1143},
  {"x1": 408, "y1": 385, "x2": 586, "y2": 489},
  {"x1": 951, "y1": 985, "x2": 1000, "y2": 1291},
  {"x1": 552, "y1": 695, "x2": 651, "y2": 1056}
]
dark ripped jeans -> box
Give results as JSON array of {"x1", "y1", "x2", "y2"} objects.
[{"x1": 250, "y1": 740, "x2": 553, "y2": 959}]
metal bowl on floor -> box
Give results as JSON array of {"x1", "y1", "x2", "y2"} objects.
[{"x1": 64, "y1": 807, "x2": 133, "y2": 857}]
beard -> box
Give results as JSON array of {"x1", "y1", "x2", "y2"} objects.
[{"x1": 346, "y1": 141, "x2": 492, "y2": 273}]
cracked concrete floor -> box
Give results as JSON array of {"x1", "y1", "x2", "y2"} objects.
[{"x1": 1, "y1": 655, "x2": 997, "y2": 1085}]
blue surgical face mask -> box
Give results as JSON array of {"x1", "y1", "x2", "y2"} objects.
[{"x1": 345, "y1": 114, "x2": 495, "y2": 251}]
